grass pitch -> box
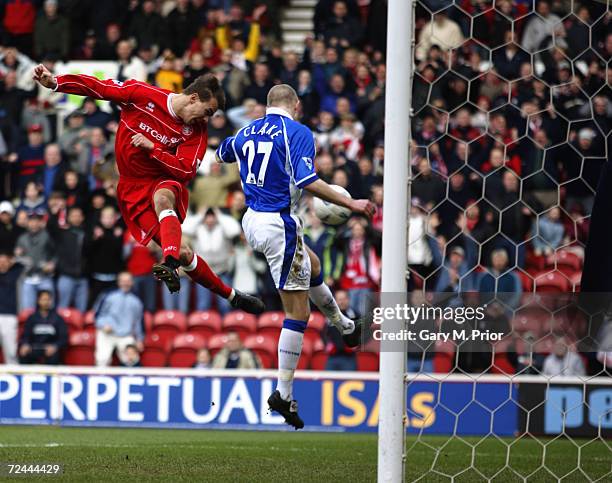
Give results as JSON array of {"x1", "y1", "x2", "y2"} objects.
[{"x1": 0, "y1": 426, "x2": 609, "y2": 482}]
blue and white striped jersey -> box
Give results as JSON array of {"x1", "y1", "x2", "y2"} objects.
[{"x1": 216, "y1": 107, "x2": 318, "y2": 213}]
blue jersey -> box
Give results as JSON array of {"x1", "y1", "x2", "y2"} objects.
[{"x1": 216, "y1": 107, "x2": 318, "y2": 212}]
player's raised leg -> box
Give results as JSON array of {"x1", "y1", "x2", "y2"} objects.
[
  {"x1": 151, "y1": 187, "x2": 265, "y2": 314},
  {"x1": 306, "y1": 246, "x2": 362, "y2": 347},
  {"x1": 151, "y1": 188, "x2": 184, "y2": 291}
]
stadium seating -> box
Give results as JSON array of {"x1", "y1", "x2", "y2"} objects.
[
  {"x1": 167, "y1": 333, "x2": 206, "y2": 368},
  {"x1": 64, "y1": 331, "x2": 95, "y2": 366},
  {"x1": 187, "y1": 310, "x2": 222, "y2": 339},
  {"x1": 151, "y1": 310, "x2": 188, "y2": 346},
  {"x1": 547, "y1": 250, "x2": 582, "y2": 276},
  {"x1": 141, "y1": 333, "x2": 169, "y2": 367},
  {"x1": 222, "y1": 311, "x2": 257, "y2": 338},
  {"x1": 207, "y1": 333, "x2": 229, "y2": 357},
  {"x1": 356, "y1": 351, "x2": 379, "y2": 371},
  {"x1": 533, "y1": 271, "x2": 570, "y2": 293},
  {"x1": 56, "y1": 308, "x2": 84, "y2": 332},
  {"x1": 257, "y1": 311, "x2": 284, "y2": 337},
  {"x1": 18, "y1": 308, "x2": 35, "y2": 325},
  {"x1": 244, "y1": 334, "x2": 277, "y2": 368},
  {"x1": 309, "y1": 350, "x2": 328, "y2": 370},
  {"x1": 304, "y1": 312, "x2": 326, "y2": 343},
  {"x1": 83, "y1": 311, "x2": 96, "y2": 333}
]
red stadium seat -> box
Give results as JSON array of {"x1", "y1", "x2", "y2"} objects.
[
  {"x1": 304, "y1": 312, "x2": 326, "y2": 343},
  {"x1": 534, "y1": 270, "x2": 570, "y2": 293},
  {"x1": 512, "y1": 305, "x2": 551, "y2": 336},
  {"x1": 187, "y1": 311, "x2": 222, "y2": 339},
  {"x1": 140, "y1": 333, "x2": 169, "y2": 367},
  {"x1": 168, "y1": 333, "x2": 206, "y2": 368},
  {"x1": 570, "y1": 272, "x2": 581, "y2": 292},
  {"x1": 18, "y1": 308, "x2": 34, "y2": 325},
  {"x1": 257, "y1": 311, "x2": 284, "y2": 337},
  {"x1": 84, "y1": 311, "x2": 96, "y2": 332},
  {"x1": 222, "y1": 311, "x2": 257, "y2": 338},
  {"x1": 548, "y1": 250, "x2": 582, "y2": 276},
  {"x1": 152, "y1": 310, "x2": 187, "y2": 346},
  {"x1": 356, "y1": 351, "x2": 379, "y2": 371},
  {"x1": 516, "y1": 270, "x2": 534, "y2": 292},
  {"x1": 207, "y1": 333, "x2": 229, "y2": 356},
  {"x1": 144, "y1": 311, "x2": 153, "y2": 333},
  {"x1": 64, "y1": 330, "x2": 95, "y2": 366},
  {"x1": 244, "y1": 334, "x2": 277, "y2": 368},
  {"x1": 309, "y1": 351, "x2": 328, "y2": 370},
  {"x1": 56, "y1": 308, "x2": 84, "y2": 332}
]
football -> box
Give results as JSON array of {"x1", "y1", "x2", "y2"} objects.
[{"x1": 313, "y1": 185, "x2": 352, "y2": 225}]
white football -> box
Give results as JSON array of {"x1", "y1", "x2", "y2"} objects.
[{"x1": 313, "y1": 185, "x2": 352, "y2": 225}]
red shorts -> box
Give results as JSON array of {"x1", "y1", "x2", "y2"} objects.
[{"x1": 117, "y1": 177, "x2": 189, "y2": 246}]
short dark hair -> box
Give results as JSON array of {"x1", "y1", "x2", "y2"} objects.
[
  {"x1": 184, "y1": 74, "x2": 226, "y2": 110},
  {"x1": 37, "y1": 289, "x2": 52, "y2": 300}
]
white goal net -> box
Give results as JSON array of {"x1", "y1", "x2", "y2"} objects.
[{"x1": 380, "y1": 0, "x2": 612, "y2": 481}]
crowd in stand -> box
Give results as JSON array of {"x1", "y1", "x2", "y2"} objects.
[{"x1": 0, "y1": 0, "x2": 609, "y2": 374}]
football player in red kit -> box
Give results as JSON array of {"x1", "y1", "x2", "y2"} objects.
[{"x1": 33, "y1": 64, "x2": 265, "y2": 314}]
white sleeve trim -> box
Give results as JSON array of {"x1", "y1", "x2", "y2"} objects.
[{"x1": 295, "y1": 172, "x2": 317, "y2": 187}]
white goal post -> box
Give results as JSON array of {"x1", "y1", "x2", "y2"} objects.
[{"x1": 378, "y1": 0, "x2": 414, "y2": 481}]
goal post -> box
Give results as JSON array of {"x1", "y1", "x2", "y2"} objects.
[{"x1": 377, "y1": 0, "x2": 414, "y2": 481}]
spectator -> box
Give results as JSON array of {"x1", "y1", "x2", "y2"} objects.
[
  {"x1": 123, "y1": 232, "x2": 158, "y2": 313},
  {"x1": 120, "y1": 344, "x2": 141, "y2": 367},
  {"x1": 93, "y1": 272, "x2": 144, "y2": 367},
  {"x1": 191, "y1": 162, "x2": 240, "y2": 210},
  {"x1": 182, "y1": 52, "x2": 210, "y2": 89},
  {"x1": 416, "y1": 11, "x2": 464, "y2": 61},
  {"x1": 0, "y1": 201, "x2": 23, "y2": 254},
  {"x1": 477, "y1": 248, "x2": 522, "y2": 309},
  {"x1": 128, "y1": 0, "x2": 165, "y2": 53},
  {"x1": 542, "y1": 337, "x2": 586, "y2": 377},
  {"x1": 521, "y1": 0, "x2": 565, "y2": 54},
  {"x1": 212, "y1": 331, "x2": 259, "y2": 369},
  {"x1": 16, "y1": 181, "x2": 46, "y2": 220},
  {"x1": 18, "y1": 290, "x2": 67, "y2": 365},
  {"x1": 0, "y1": 47, "x2": 36, "y2": 92},
  {"x1": 337, "y1": 217, "x2": 380, "y2": 315},
  {"x1": 1, "y1": 0, "x2": 37, "y2": 56},
  {"x1": 215, "y1": 5, "x2": 266, "y2": 72},
  {"x1": 165, "y1": 0, "x2": 198, "y2": 57},
  {"x1": 531, "y1": 207, "x2": 564, "y2": 256},
  {"x1": 0, "y1": 253, "x2": 23, "y2": 364},
  {"x1": 15, "y1": 210, "x2": 55, "y2": 310},
  {"x1": 243, "y1": 63, "x2": 274, "y2": 105},
  {"x1": 407, "y1": 201, "x2": 434, "y2": 280},
  {"x1": 83, "y1": 205, "x2": 124, "y2": 305},
  {"x1": 321, "y1": 0, "x2": 364, "y2": 49},
  {"x1": 34, "y1": 0, "x2": 70, "y2": 60},
  {"x1": 13, "y1": 124, "x2": 45, "y2": 194},
  {"x1": 115, "y1": 40, "x2": 147, "y2": 82},
  {"x1": 155, "y1": 54, "x2": 183, "y2": 93},
  {"x1": 279, "y1": 51, "x2": 300, "y2": 89},
  {"x1": 193, "y1": 347, "x2": 211, "y2": 368},
  {"x1": 75, "y1": 127, "x2": 114, "y2": 190},
  {"x1": 40, "y1": 143, "x2": 65, "y2": 198},
  {"x1": 320, "y1": 74, "x2": 355, "y2": 115},
  {"x1": 325, "y1": 289, "x2": 358, "y2": 371},
  {"x1": 48, "y1": 206, "x2": 88, "y2": 312},
  {"x1": 434, "y1": 246, "x2": 475, "y2": 293},
  {"x1": 184, "y1": 208, "x2": 241, "y2": 314}
]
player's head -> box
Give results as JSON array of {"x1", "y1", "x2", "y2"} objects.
[
  {"x1": 181, "y1": 74, "x2": 226, "y2": 124},
  {"x1": 267, "y1": 84, "x2": 299, "y2": 118}
]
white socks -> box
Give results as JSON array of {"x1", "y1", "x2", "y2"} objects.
[
  {"x1": 277, "y1": 319, "x2": 306, "y2": 401},
  {"x1": 309, "y1": 282, "x2": 355, "y2": 335}
]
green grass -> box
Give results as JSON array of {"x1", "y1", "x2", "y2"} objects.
[{"x1": 0, "y1": 426, "x2": 609, "y2": 482}]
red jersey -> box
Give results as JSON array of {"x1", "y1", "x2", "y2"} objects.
[{"x1": 54, "y1": 74, "x2": 207, "y2": 183}]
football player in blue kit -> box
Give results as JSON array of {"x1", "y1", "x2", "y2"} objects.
[{"x1": 216, "y1": 84, "x2": 375, "y2": 429}]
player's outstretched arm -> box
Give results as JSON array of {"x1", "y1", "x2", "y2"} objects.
[
  {"x1": 305, "y1": 179, "x2": 376, "y2": 218},
  {"x1": 33, "y1": 63, "x2": 137, "y2": 104}
]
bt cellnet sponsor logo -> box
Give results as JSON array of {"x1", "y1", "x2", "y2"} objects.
[{"x1": 139, "y1": 122, "x2": 180, "y2": 145}]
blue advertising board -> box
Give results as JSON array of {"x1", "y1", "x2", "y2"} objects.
[{"x1": 0, "y1": 368, "x2": 519, "y2": 435}]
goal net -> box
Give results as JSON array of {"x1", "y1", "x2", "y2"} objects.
[{"x1": 378, "y1": 0, "x2": 612, "y2": 481}]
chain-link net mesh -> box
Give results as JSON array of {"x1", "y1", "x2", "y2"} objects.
[{"x1": 400, "y1": 0, "x2": 612, "y2": 480}]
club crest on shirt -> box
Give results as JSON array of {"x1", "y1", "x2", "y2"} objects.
[
  {"x1": 182, "y1": 125, "x2": 193, "y2": 136},
  {"x1": 302, "y1": 157, "x2": 313, "y2": 169}
]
